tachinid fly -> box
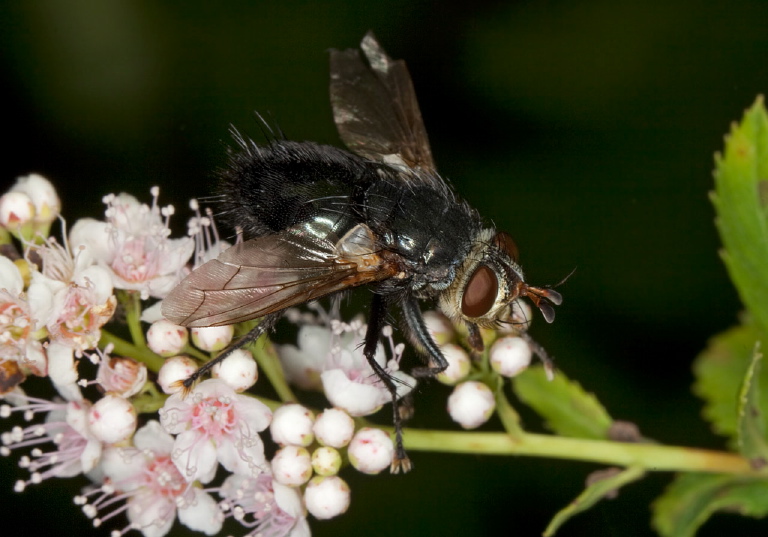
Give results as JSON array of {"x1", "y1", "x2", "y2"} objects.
[{"x1": 162, "y1": 32, "x2": 562, "y2": 472}]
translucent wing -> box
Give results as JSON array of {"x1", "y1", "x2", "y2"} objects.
[
  {"x1": 330, "y1": 32, "x2": 435, "y2": 171},
  {"x1": 162, "y1": 229, "x2": 398, "y2": 327}
]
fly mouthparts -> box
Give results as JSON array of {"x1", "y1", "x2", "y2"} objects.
[{"x1": 519, "y1": 284, "x2": 563, "y2": 324}]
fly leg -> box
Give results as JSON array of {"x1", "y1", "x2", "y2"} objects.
[
  {"x1": 401, "y1": 296, "x2": 448, "y2": 378},
  {"x1": 181, "y1": 313, "x2": 282, "y2": 392},
  {"x1": 363, "y1": 293, "x2": 412, "y2": 473}
]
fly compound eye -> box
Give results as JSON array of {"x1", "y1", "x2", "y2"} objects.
[{"x1": 461, "y1": 264, "x2": 498, "y2": 318}]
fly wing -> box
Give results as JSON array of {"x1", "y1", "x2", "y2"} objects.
[
  {"x1": 162, "y1": 230, "x2": 398, "y2": 327},
  {"x1": 330, "y1": 32, "x2": 435, "y2": 171}
]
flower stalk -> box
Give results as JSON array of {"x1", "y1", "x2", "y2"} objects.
[{"x1": 402, "y1": 428, "x2": 754, "y2": 475}]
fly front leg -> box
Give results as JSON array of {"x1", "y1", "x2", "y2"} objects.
[
  {"x1": 400, "y1": 296, "x2": 448, "y2": 378},
  {"x1": 363, "y1": 293, "x2": 412, "y2": 473}
]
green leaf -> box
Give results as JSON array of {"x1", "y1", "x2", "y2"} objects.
[
  {"x1": 652, "y1": 473, "x2": 768, "y2": 537},
  {"x1": 711, "y1": 96, "x2": 768, "y2": 336},
  {"x1": 544, "y1": 466, "x2": 645, "y2": 536},
  {"x1": 737, "y1": 342, "x2": 768, "y2": 463},
  {"x1": 692, "y1": 322, "x2": 768, "y2": 446},
  {"x1": 512, "y1": 366, "x2": 613, "y2": 439}
]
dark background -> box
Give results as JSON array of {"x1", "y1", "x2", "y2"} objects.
[{"x1": 2, "y1": 1, "x2": 767, "y2": 536}]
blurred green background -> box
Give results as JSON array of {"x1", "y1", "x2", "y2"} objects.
[{"x1": 2, "y1": 1, "x2": 768, "y2": 536}]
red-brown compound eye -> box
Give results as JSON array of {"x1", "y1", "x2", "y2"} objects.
[
  {"x1": 493, "y1": 231, "x2": 519, "y2": 262},
  {"x1": 461, "y1": 264, "x2": 498, "y2": 318}
]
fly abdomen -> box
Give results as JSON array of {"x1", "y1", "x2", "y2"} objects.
[{"x1": 219, "y1": 139, "x2": 377, "y2": 240}]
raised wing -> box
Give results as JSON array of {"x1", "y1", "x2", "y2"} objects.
[
  {"x1": 162, "y1": 229, "x2": 398, "y2": 327},
  {"x1": 330, "y1": 32, "x2": 435, "y2": 171}
]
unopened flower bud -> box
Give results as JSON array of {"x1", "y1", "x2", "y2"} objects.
[
  {"x1": 448, "y1": 381, "x2": 495, "y2": 429},
  {"x1": 348, "y1": 427, "x2": 394, "y2": 475},
  {"x1": 423, "y1": 310, "x2": 455, "y2": 344},
  {"x1": 270, "y1": 403, "x2": 315, "y2": 446},
  {"x1": 313, "y1": 408, "x2": 355, "y2": 448},
  {"x1": 436, "y1": 343, "x2": 471, "y2": 385},
  {"x1": 10, "y1": 174, "x2": 61, "y2": 226},
  {"x1": 157, "y1": 355, "x2": 198, "y2": 394},
  {"x1": 271, "y1": 445, "x2": 313, "y2": 487},
  {"x1": 211, "y1": 348, "x2": 257, "y2": 392},
  {"x1": 311, "y1": 446, "x2": 342, "y2": 476},
  {"x1": 191, "y1": 325, "x2": 234, "y2": 352},
  {"x1": 88, "y1": 394, "x2": 137, "y2": 443},
  {"x1": 146, "y1": 319, "x2": 188, "y2": 357},
  {"x1": 490, "y1": 336, "x2": 532, "y2": 377},
  {"x1": 0, "y1": 192, "x2": 35, "y2": 234},
  {"x1": 304, "y1": 475, "x2": 351, "y2": 520}
]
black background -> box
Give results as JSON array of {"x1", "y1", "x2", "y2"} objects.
[{"x1": 2, "y1": 2, "x2": 767, "y2": 536}]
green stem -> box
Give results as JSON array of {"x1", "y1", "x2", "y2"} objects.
[
  {"x1": 252, "y1": 337, "x2": 298, "y2": 403},
  {"x1": 495, "y1": 380, "x2": 524, "y2": 440},
  {"x1": 118, "y1": 290, "x2": 146, "y2": 348},
  {"x1": 100, "y1": 330, "x2": 164, "y2": 372},
  {"x1": 402, "y1": 429, "x2": 754, "y2": 475}
]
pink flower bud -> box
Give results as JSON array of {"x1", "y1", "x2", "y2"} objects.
[
  {"x1": 157, "y1": 355, "x2": 198, "y2": 394},
  {"x1": 191, "y1": 325, "x2": 234, "y2": 352},
  {"x1": 311, "y1": 446, "x2": 342, "y2": 476},
  {"x1": 490, "y1": 336, "x2": 532, "y2": 377},
  {"x1": 270, "y1": 404, "x2": 315, "y2": 446},
  {"x1": 88, "y1": 394, "x2": 137, "y2": 443},
  {"x1": 447, "y1": 381, "x2": 495, "y2": 429},
  {"x1": 211, "y1": 348, "x2": 257, "y2": 392},
  {"x1": 423, "y1": 310, "x2": 455, "y2": 344},
  {"x1": 271, "y1": 445, "x2": 312, "y2": 487},
  {"x1": 304, "y1": 476, "x2": 350, "y2": 520},
  {"x1": 10, "y1": 174, "x2": 61, "y2": 225},
  {"x1": 0, "y1": 192, "x2": 35, "y2": 231},
  {"x1": 146, "y1": 319, "x2": 188, "y2": 357},
  {"x1": 436, "y1": 343, "x2": 471, "y2": 385},
  {"x1": 348, "y1": 427, "x2": 394, "y2": 475},
  {"x1": 313, "y1": 408, "x2": 355, "y2": 448}
]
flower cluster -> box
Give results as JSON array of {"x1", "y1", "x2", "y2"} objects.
[{"x1": 0, "y1": 176, "x2": 539, "y2": 537}]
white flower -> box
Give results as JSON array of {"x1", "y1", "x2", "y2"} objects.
[
  {"x1": 1, "y1": 397, "x2": 101, "y2": 491},
  {"x1": 94, "y1": 352, "x2": 147, "y2": 398},
  {"x1": 27, "y1": 235, "x2": 116, "y2": 353},
  {"x1": 278, "y1": 316, "x2": 416, "y2": 417},
  {"x1": 277, "y1": 324, "x2": 330, "y2": 391},
  {"x1": 91, "y1": 421, "x2": 223, "y2": 537},
  {"x1": 320, "y1": 320, "x2": 415, "y2": 417},
  {"x1": 0, "y1": 257, "x2": 45, "y2": 374},
  {"x1": 218, "y1": 473, "x2": 310, "y2": 537},
  {"x1": 159, "y1": 379, "x2": 272, "y2": 483},
  {"x1": 69, "y1": 189, "x2": 194, "y2": 299},
  {"x1": 47, "y1": 341, "x2": 83, "y2": 401}
]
